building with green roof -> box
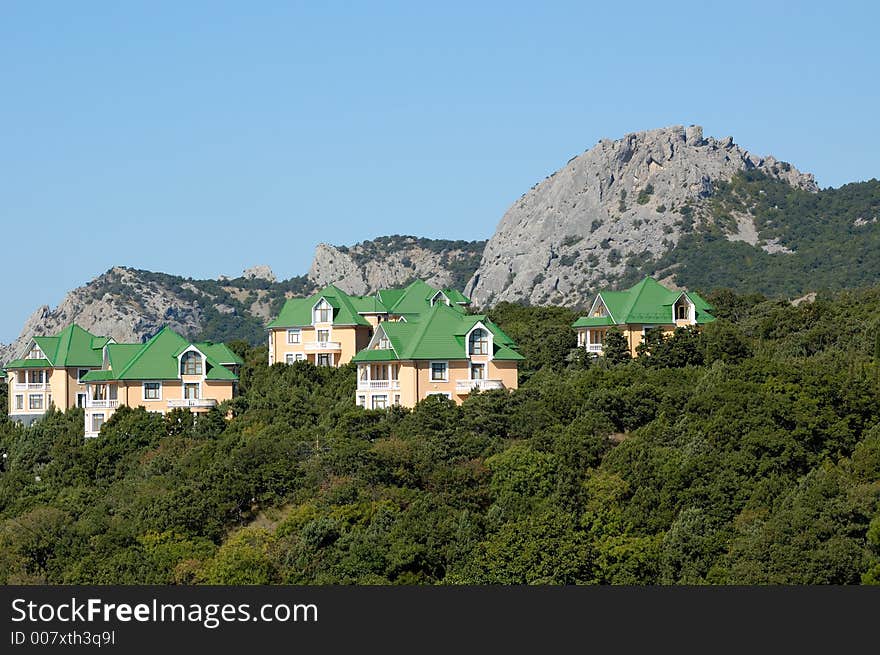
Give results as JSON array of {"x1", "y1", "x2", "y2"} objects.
[
  {"x1": 2, "y1": 322, "x2": 242, "y2": 436},
  {"x1": 351, "y1": 302, "x2": 523, "y2": 409},
  {"x1": 267, "y1": 280, "x2": 472, "y2": 368},
  {"x1": 572, "y1": 276, "x2": 715, "y2": 357},
  {"x1": 3, "y1": 324, "x2": 113, "y2": 426},
  {"x1": 79, "y1": 327, "x2": 242, "y2": 437}
]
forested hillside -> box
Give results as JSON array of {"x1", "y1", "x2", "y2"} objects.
[{"x1": 1, "y1": 286, "x2": 879, "y2": 584}]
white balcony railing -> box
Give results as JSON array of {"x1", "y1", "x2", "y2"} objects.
[
  {"x1": 15, "y1": 382, "x2": 49, "y2": 391},
  {"x1": 357, "y1": 380, "x2": 401, "y2": 391},
  {"x1": 304, "y1": 341, "x2": 342, "y2": 351},
  {"x1": 86, "y1": 399, "x2": 119, "y2": 409},
  {"x1": 167, "y1": 398, "x2": 218, "y2": 409},
  {"x1": 586, "y1": 344, "x2": 603, "y2": 353},
  {"x1": 455, "y1": 379, "x2": 504, "y2": 393}
]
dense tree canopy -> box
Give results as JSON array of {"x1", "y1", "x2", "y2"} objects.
[{"x1": 1, "y1": 285, "x2": 879, "y2": 584}]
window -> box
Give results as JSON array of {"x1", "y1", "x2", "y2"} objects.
[
  {"x1": 316, "y1": 329, "x2": 330, "y2": 343},
  {"x1": 372, "y1": 395, "x2": 387, "y2": 409},
  {"x1": 143, "y1": 382, "x2": 162, "y2": 400},
  {"x1": 28, "y1": 370, "x2": 45, "y2": 384},
  {"x1": 357, "y1": 395, "x2": 366, "y2": 407},
  {"x1": 184, "y1": 383, "x2": 200, "y2": 399},
  {"x1": 470, "y1": 363, "x2": 485, "y2": 380},
  {"x1": 314, "y1": 300, "x2": 332, "y2": 323},
  {"x1": 359, "y1": 366, "x2": 369, "y2": 381},
  {"x1": 430, "y1": 361, "x2": 448, "y2": 381},
  {"x1": 91, "y1": 413, "x2": 105, "y2": 433},
  {"x1": 295, "y1": 353, "x2": 305, "y2": 362},
  {"x1": 77, "y1": 369, "x2": 90, "y2": 384},
  {"x1": 675, "y1": 302, "x2": 689, "y2": 320},
  {"x1": 287, "y1": 329, "x2": 301, "y2": 344},
  {"x1": 26, "y1": 346, "x2": 43, "y2": 360},
  {"x1": 317, "y1": 354, "x2": 332, "y2": 367},
  {"x1": 77, "y1": 393, "x2": 87, "y2": 408},
  {"x1": 378, "y1": 337, "x2": 390, "y2": 349},
  {"x1": 469, "y1": 328, "x2": 489, "y2": 355},
  {"x1": 426, "y1": 392, "x2": 451, "y2": 399},
  {"x1": 285, "y1": 354, "x2": 295, "y2": 365},
  {"x1": 28, "y1": 394, "x2": 43, "y2": 410},
  {"x1": 181, "y1": 351, "x2": 203, "y2": 375},
  {"x1": 14, "y1": 395, "x2": 23, "y2": 410},
  {"x1": 393, "y1": 394, "x2": 401, "y2": 405}
]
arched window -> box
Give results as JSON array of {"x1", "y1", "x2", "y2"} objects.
[
  {"x1": 181, "y1": 351, "x2": 203, "y2": 375},
  {"x1": 469, "y1": 328, "x2": 489, "y2": 355}
]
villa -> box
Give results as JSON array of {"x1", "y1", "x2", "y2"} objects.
[
  {"x1": 351, "y1": 302, "x2": 523, "y2": 409},
  {"x1": 2, "y1": 323, "x2": 242, "y2": 437},
  {"x1": 572, "y1": 276, "x2": 715, "y2": 357},
  {"x1": 267, "y1": 279, "x2": 471, "y2": 367},
  {"x1": 80, "y1": 327, "x2": 242, "y2": 437}
]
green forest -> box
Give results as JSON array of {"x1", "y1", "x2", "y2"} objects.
[{"x1": 1, "y1": 285, "x2": 879, "y2": 584}]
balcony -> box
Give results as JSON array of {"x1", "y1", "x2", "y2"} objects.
[
  {"x1": 304, "y1": 341, "x2": 342, "y2": 351},
  {"x1": 456, "y1": 379, "x2": 504, "y2": 394},
  {"x1": 15, "y1": 382, "x2": 49, "y2": 391},
  {"x1": 86, "y1": 399, "x2": 119, "y2": 409},
  {"x1": 357, "y1": 379, "x2": 401, "y2": 391},
  {"x1": 167, "y1": 398, "x2": 218, "y2": 409}
]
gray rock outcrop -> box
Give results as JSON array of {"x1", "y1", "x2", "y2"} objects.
[{"x1": 464, "y1": 125, "x2": 816, "y2": 307}]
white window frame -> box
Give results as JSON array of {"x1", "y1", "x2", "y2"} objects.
[
  {"x1": 357, "y1": 395, "x2": 366, "y2": 408},
  {"x1": 316, "y1": 353, "x2": 334, "y2": 367},
  {"x1": 285, "y1": 353, "x2": 295, "y2": 365},
  {"x1": 426, "y1": 391, "x2": 452, "y2": 399},
  {"x1": 287, "y1": 329, "x2": 301, "y2": 344},
  {"x1": 28, "y1": 394, "x2": 44, "y2": 410},
  {"x1": 295, "y1": 353, "x2": 305, "y2": 362},
  {"x1": 469, "y1": 362, "x2": 486, "y2": 380},
  {"x1": 76, "y1": 392, "x2": 87, "y2": 408},
  {"x1": 77, "y1": 368, "x2": 90, "y2": 384},
  {"x1": 313, "y1": 298, "x2": 333, "y2": 324},
  {"x1": 142, "y1": 381, "x2": 163, "y2": 401},
  {"x1": 429, "y1": 361, "x2": 448, "y2": 382},
  {"x1": 183, "y1": 382, "x2": 202, "y2": 400},
  {"x1": 14, "y1": 394, "x2": 24, "y2": 410},
  {"x1": 91, "y1": 413, "x2": 105, "y2": 433},
  {"x1": 372, "y1": 394, "x2": 388, "y2": 409},
  {"x1": 316, "y1": 328, "x2": 331, "y2": 343}
]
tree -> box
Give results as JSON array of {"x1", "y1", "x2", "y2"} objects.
[{"x1": 602, "y1": 328, "x2": 631, "y2": 364}]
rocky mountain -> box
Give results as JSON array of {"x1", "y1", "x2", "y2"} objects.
[
  {"x1": 308, "y1": 235, "x2": 485, "y2": 295},
  {"x1": 465, "y1": 125, "x2": 820, "y2": 306}
]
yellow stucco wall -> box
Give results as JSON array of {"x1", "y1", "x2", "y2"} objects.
[{"x1": 270, "y1": 325, "x2": 372, "y2": 366}]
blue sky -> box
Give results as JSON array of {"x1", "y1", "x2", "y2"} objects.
[{"x1": 1, "y1": 1, "x2": 877, "y2": 342}]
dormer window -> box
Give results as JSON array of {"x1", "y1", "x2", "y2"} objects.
[
  {"x1": 314, "y1": 299, "x2": 333, "y2": 323},
  {"x1": 27, "y1": 346, "x2": 44, "y2": 360},
  {"x1": 181, "y1": 351, "x2": 203, "y2": 375},
  {"x1": 674, "y1": 296, "x2": 692, "y2": 321},
  {"x1": 378, "y1": 336, "x2": 390, "y2": 349},
  {"x1": 469, "y1": 328, "x2": 489, "y2": 355}
]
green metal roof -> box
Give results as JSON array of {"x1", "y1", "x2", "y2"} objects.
[
  {"x1": 80, "y1": 327, "x2": 238, "y2": 382},
  {"x1": 574, "y1": 277, "x2": 716, "y2": 327},
  {"x1": 353, "y1": 304, "x2": 524, "y2": 363},
  {"x1": 571, "y1": 316, "x2": 615, "y2": 328},
  {"x1": 268, "y1": 280, "x2": 473, "y2": 328},
  {"x1": 29, "y1": 323, "x2": 108, "y2": 367},
  {"x1": 3, "y1": 358, "x2": 52, "y2": 370},
  {"x1": 194, "y1": 341, "x2": 245, "y2": 366}
]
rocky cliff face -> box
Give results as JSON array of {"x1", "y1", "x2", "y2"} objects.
[
  {"x1": 464, "y1": 125, "x2": 817, "y2": 307},
  {"x1": 308, "y1": 235, "x2": 485, "y2": 295}
]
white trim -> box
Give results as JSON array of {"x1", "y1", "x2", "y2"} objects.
[
  {"x1": 177, "y1": 345, "x2": 207, "y2": 378},
  {"x1": 285, "y1": 353, "x2": 295, "y2": 365},
  {"x1": 588, "y1": 294, "x2": 616, "y2": 323},
  {"x1": 142, "y1": 381, "x2": 163, "y2": 401},
  {"x1": 672, "y1": 292, "x2": 696, "y2": 323},
  {"x1": 465, "y1": 322, "x2": 493, "y2": 360},
  {"x1": 14, "y1": 394, "x2": 24, "y2": 411},
  {"x1": 183, "y1": 381, "x2": 202, "y2": 400},
  {"x1": 429, "y1": 360, "x2": 449, "y2": 382},
  {"x1": 430, "y1": 290, "x2": 451, "y2": 306},
  {"x1": 312, "y1": 297, "x2": 334, "y2": 324},
  {"x1": 364, "y1": 324, "x2": 400, "y2": 359},
  {"x1": 469, "y1": 362, "x2": 486, "y2": 381},
  {"x1": 286, "y1": 328, "x2": 302, "y2": 344},
  {"x1": 371, "y1": 394, "x2": 388, "y2": 410},
  {"x1": 27, "y1": 393, "x2": 45, "y2": 410}
]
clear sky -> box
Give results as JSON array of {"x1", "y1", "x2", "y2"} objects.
[{"x1": 1, "y1": 1, "x2": 877, "y2": 342}]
